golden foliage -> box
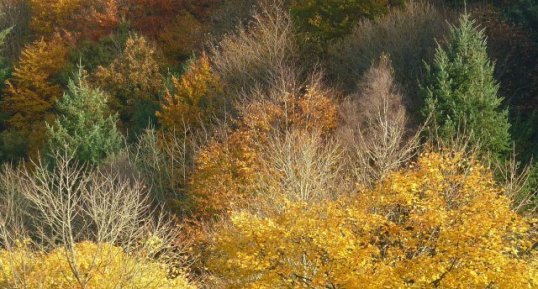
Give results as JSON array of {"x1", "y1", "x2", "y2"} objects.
[
  {"x1": 157, "y1": 53, "x2": 223, "y2": 131},
  {"x1": 209, "y1": 151, "x2": 538, "y2": 288},
  {"x1": 1, "y1": 36, "x2": 68, "y2": 157},
  {"x1": 0, "y1": 241, "x2": 196, "y2": 289},
  {"x1": 189, "y1": 83, "x2": 338, "y2": 219},
  {"x1": 95, "y1": 35, "x2": 163, "y2": 132}
]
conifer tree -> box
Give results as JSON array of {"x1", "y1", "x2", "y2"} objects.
[
  {"x1": 0, "y1": 27, "x2": 11, "y2": 91},
  {"x1": 47, "y1": 68, "x2": 122, "y2": 165},
  {"x1": 423, "y1": 14, "x2": 511, "y2": 157}
]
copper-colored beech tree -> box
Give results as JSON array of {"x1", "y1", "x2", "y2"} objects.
[{"x1": 29, "y1": 0, "x2": 120, "y2": 41}]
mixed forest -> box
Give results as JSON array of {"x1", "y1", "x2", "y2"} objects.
[{"x1": 0, "y1": 0, "x2": 537, "y2": 288}]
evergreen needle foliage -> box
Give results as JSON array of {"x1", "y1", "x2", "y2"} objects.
[
  {"x1": 0, "y1": 26, "x2": 11, "y2": 90},
  {"x1": 47, "y1": 68, "x2": 122, "y2": 165},
  {"x1": 423, "y1": 14, "x2": 511, "y2": 158}
]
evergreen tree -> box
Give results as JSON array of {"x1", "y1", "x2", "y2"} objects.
[
  {"x1": 47, "y1": 69, "x2": 123, "y2": 165},
  {"x1": 423, "y1": 14, "x2": 511, "y2": 157},
  {"x1": 0, "y1": 27, "x2": 11, "y2": 91}
]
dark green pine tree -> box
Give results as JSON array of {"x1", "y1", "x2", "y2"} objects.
[
  {"x1": 47, "y1": 68, "x2": 123, "y2": 165},
  {"x1": 423, "y1": 14, "x2": 511, "y2": 158}
]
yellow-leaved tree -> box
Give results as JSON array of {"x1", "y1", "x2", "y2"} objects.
[
  {"x1": 157, "y1": 53, "x2": 224, "y2": 132},
  {"x1": 209, "y1": 151, "x2": 538, "y2": 288},
  {"x1": 0, "y1": 241, "x2": 196, "y2": 289},
  {"x1": 1, "y1": 36, "x2": 68, "y2": 157}
]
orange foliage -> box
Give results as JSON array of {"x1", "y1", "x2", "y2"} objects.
[
  {"x1": 126, "y1": 0, "x2": 181, "y2": 38},
  {"x1": 157, "y1": 53, "x2": 223, "y2": 131},
  {"x1": 126, "y1": 0, "x2": 220, "y2": 65},
  {"x1": 29, "y1": 0, "x2": 120, "y2": 41},
  {"x1": 189, "y1": 82, "x2": 338, "y2": 219},
  {"x1": 1, "y1": 36, "x2": 69, "y2": 157}
]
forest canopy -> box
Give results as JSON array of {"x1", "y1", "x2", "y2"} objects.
[{"x1": 0, "y1": 0, "x2": 537, "y2": 288}]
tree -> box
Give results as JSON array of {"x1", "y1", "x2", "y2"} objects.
[
  {"x1": 0, "y1": 151, "x2": 195, "y2": 288},
  {"x1": 338, "y1": 55, "x2": 420, "y2": 186},
  {"x1": 47, "y1": 69, "x2": 123, "y2": 165},
  {"x1": 327, "y1": 1, "x2": 451, "y2": 113},
  {"x1": 0, "y1": 26, "x2": 11, "y2": 91},
  {"x1": 209, "y1": 2, "x2": 299, "y2": 97},
  {"x1": 1, "y1": 36, "x2": 68, "y2": 158},
  {"x1": 190, "y1": 76, "x2": 338, "y2": 220},
  {"x1": 157, "y1": 53, "x2": 224, "y2": 132},
  {"x1": 423, "y1": 14, "x2": 511, "y2": 158},
  {"x1": 0, "y1": 0, "x2": 32, "y2": 61},
  {"x1": 209, "y1": 151, "x2": 538, "y2": 288},
  {"x1": 125, "y1": 0, "x2": 219, "y2": 66},
  {"x1": 95, "y1": 34, "x2": 163, "y2": 138},
  {"x1": 157, "y1": 11, "x2": 205, "y2": 66}
]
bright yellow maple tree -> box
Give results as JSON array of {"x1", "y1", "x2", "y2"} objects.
[{"x1": 209, "y1": 151, "x2": 538, "y2": 288}]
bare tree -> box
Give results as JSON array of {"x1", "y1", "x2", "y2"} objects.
[
  {"x1": 494, "y1": 148, "x2": 537, "y2": 214},
  {"x1": 338, "y1": 55, "x2": 421, "y2": 186},
  {"x1": 0, "y1": 150, "x2": 186, "y2": 288},
  {"x1": 256, "y1": 129, "x2": 345, "y2": 205},
  {"x1": 328, "y1": 1, "x2": 453, "y2": 111},
  {"x1": 209, "y1": 0, "x2": 299, "y2": 98}
]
